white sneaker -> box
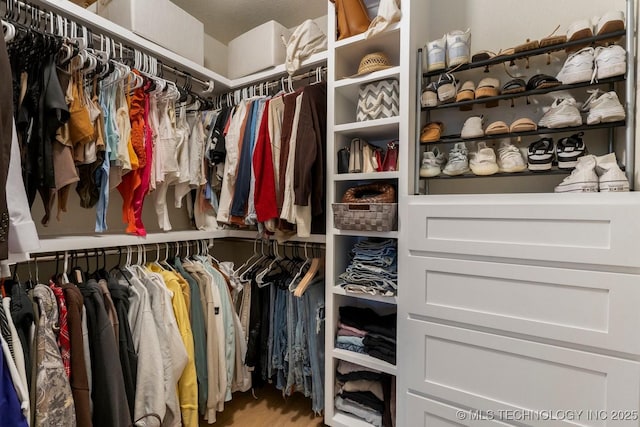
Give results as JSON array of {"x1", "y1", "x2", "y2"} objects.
[
  {"x1": 497, "y1": 139, "x2": 527, "y2": 173},
  {"x1": 469, "y1": 141, "x2": 499, "y2": 176},
  {"x1": 427, "y1": 35, "x2": 446, "y2": 72},
  {"x1": 461, "y1": 116, "x2": 484, "y2": 139},
  {"x1": 594, "y1": 45, "x2": 626, "y2": 80},
  {"x1": 583, "y1": 90, "x2": 625, "y2": 125},
  {"x1": 442, "y1": 142, "x2": 470, "y2": 176},
  {"x1": 567, "y1": 19, "x2": 594, "y2": 42},
  {"x1": 596, "y1": 152, "x2": 629, "y2": 192},
  {"x1": 447, "y1": 29, "x2": 471, "y2": 68},
  {"x1": 538, "y1": 97, "x2": 583, "y2": 129},
  {"x1": 420, "y1": 147, "x2": 446, "y2": 177},
  {"x1": 554, "y1": 154, "x2": 598, "y2": 193},
  {"x1": 556, "y1": 47, "x2": 594, "y2": 84}
]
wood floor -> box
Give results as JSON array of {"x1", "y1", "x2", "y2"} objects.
[{"x1": 200, "y1": 385, "x2": 326, "y2": 427}]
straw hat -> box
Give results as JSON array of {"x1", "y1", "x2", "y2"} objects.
[{"x1": 351, "y1": 52, "x2": 393, "y2": 77}]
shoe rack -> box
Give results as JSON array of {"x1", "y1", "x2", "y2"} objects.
[{"x1": 413, "y1": 2, "x2": 635, "y2": 194}]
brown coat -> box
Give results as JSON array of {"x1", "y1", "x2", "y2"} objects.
[{"x1": 62, "y1": 284, "x2": 93, "y2": 427}]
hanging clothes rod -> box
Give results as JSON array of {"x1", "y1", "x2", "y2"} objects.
[
  {"x1": 214, "y1": 66, "x2": 327, "y2": 105},
  {"x1": 1, "y1": 0, "x2": 216, "y2": 93}
]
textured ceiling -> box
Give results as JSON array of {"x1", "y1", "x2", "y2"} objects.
[{"x1": 170, "y1": 0, "x2": 327, "y2": 44}]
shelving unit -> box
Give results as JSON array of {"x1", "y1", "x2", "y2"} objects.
[
  {"x1": 414, "y1": 24, "x2": 635, "y2": 194},
  {"x1": 324, "y1": 1, "x2": 412, "y2": 425}
]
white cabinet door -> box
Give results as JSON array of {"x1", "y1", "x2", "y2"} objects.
[
  {"x1": 406, "y1": 193, "x2": 640, "y2": 269},
  {"x1": 402, "y1": 320, "x2": 640, "y2": 427},
  {"x1": 404, "y1": 256, "x2": 640, "y2": 355}
]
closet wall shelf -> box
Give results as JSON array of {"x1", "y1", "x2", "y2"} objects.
[
  {"x1": 334, "y1": 171, "x2": 399, "y2": 181},
  {"x1": 335, "y1": 66, "x2": 400, "y2": 89},
  {"x1": 223, "y1": 229, "x2": 327, "y2": 244},
  {"x1": 333, "y1": 287, "x2": 397, "y2": 305},
  {"x1": 334, "y1": 22, "x2": 401, "y2": 50},
  {"x1": 426, "y1": 121, "x2": 627, "y2": 145},
  {"x1": 332, "y1": 229, "x2": 399, "y2": 239},
  {"x1": 422, "y1": 76, "x2": 626, "y2": 111},
  {"x1": 422, "y1": 29, "x2": 627, "y2": 78},
  {"x1": 231, "y1": 51, "x2": 328, "y2": 88},
  {"x1": 31, "y1": 230, "x2": 229, "y2": 254},
  {"x1": 332, "y1": 411, "x2": 378, "y2": 427},
  {"x1": 335, "y1": 117, "x2": 400, "y2": 137},
  {"x1": 35, "y1": 0, "x2": 231, "y2": 91},
  {"x1": 332, "y1": 349, "x2": 397, "y2": 376}
]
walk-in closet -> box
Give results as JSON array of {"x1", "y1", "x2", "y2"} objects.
[{"x1": 1, "y1": 0, "x2": 640, "y2": 426}]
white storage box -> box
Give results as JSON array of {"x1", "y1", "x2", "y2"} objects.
[
  {"x1": 228, "y1": 20, "x2": 291, "y2": 79},
  {"x1": 97, "y1": 0, "x2": 204, "y2": 65}
]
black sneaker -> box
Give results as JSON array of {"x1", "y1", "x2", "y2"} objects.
[
  {"x1": 527, "y1": 137, "x2": 554, "y2": 171},
  {"x1": 556, "y1": 132, "x2": 587, "y2": 169}
]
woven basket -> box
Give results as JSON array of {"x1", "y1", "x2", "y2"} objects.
[{"x1": 332, "y1": 203, "x2": 398, "y2": 232}]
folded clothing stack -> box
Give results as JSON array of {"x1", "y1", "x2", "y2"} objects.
[
  {"x1": 337, "y1": 238, "x2": 397, "y2": 296},
  {"x1": 335, "y1": 360, "x2": 396, "y2": 427},
  {"x1": 336, "y1": 306, "x2": 396, "y2": 364}
]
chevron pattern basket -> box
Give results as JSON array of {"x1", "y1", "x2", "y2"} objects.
[{"x1": 356, "y1": 79, "x2": 400, "y2": 122}]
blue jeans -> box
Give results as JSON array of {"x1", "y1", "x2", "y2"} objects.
[{"x1": 303, "y1": 277, "x2": 325, "y2": 414}]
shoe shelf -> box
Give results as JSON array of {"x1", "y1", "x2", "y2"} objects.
[
  {"x1": 334, "y1": 171, "x2": 399, "y2": 181},
  {"x1": 332, "y1": 348, "x2": 397, "y2": 376},
  {"x1": 421, "y1": 121, "x2": 626, "y2": 146},
  {"x1": 422, "y1": 167, "x2": 572, "y2": 180},
  {"x1": 422, "y1": 29, "x2": 627, "y2": 78},
  {"x1": 333, "y1": 286, "x2": 398, "y2": 305},
  {"x1": 422, "y1": 76, "x2": 626, "y2": 112}
]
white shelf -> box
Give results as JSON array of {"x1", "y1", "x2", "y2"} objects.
[
  {"x1": 334, "y1": 66, "x2": 401, "y2": 89},
  {"x1": 333, "y1": 286, "x2": 397, "y2": 305},
  {"x1": 231, "y1": 51, "x2": 328, "y2": 87},
  {"x1": 332, "y1": 348, "x2": 397, "y2": 376},
  {"x1": 334, "y1": 117, "x2": 400, "y2": 138},
  {"x1": 332, "y1": 229, "x2": 399, "y2": 239},
  {"x1": 31, "y1": 230, "x2": 228, "y2": 254},
  {"x1": 332, "y1": 411, "x2": 377, "y2": 427},
  {"x1": 334, "y1": 22, "x2": 401, "y2": 49},
  {"x1": 334, "y1": 171, "x2": 399, "y2": 181},
  {"x1": 224, "y1": 229, "x2": 326, "y2": 244}
]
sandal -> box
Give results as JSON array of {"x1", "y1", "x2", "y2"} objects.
[
  {"x1": 540, "y1": 25, "x2": 567, "y2": 48},
  {"x1": 526, "y1": 74, "x2": 561, "y2": 91},
  {"x1": 502, "y1": 78, "x2": 527, "y2": 94},
  {"x1": 514, "y1": 38, "x2": 540, "y2": 54},
  {"x1": 510, "y1": 118, "x2": 537, "y2": 133},
  {"x1": 456, "y1": 80, "x2": 475, "y2": 111},
  {"x1": 485, "y1": 121, "x2": 509, "y2": 135},
  {"x1": 420, "y1": 122, "x2": 444, "y2": 143},
  {"x1": 475, "y1": 77, "x2": 501, "y2": 108}
]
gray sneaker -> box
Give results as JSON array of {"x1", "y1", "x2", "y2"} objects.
[{"x1": 442, "y1": 142, "x2": 470, "y2": 176}]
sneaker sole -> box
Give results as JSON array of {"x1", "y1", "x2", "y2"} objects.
[
  {"x1": 499, "y1": 164, "x2": 528, "y2": 173},
  {"x1": 557, "y1": 68, "x2": 593, "y2": 84},
  {"x1": 461, "y1": 131, "x2": 485, "y2": 139},
  {"x1": 587, "y1": 107, "x2": 625, "y2": 125},
  {"x1": 528, "y1": 162, "x2": 553, "y2": 171},
  {"x1": 597, "y1": 63, "x2": 626, "y2": 80},
  {"x1": 558, "y1": 160, "x2": 579, "y2": 169},
  {"x1": 442, "y1": 167, "x2": 470, "y2": 176},
  {"x1": 470, "y1": 163, "x2": 499, "y2": 175},
  {"x1": 539, "y1": 115, "x2": 583, "y2": 129},
  {"x1": 555, "y1": 181, "x2": 599, "y2": 192},
  {"x1": 597, "y1": 20, "x2": 625, "y2": 36},
  {"x1": 600, "y1": 180, "x2": 630, "y2": 192},
  {"x1": 419, "y1": 167, "x2": 441, "y2": 178}
]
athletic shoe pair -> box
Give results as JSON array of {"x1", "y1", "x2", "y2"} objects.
[
  {"x1": 556, "y1": 45, "x2": 626, "y2": 85},
  {"x1": 538, "y1": 91, "x2": 625, "y2": 129},
  {"x1": 426, "y1": 29, "x2": 471, "y2": 72},
  {"x1": 555, "y1": 152, "x2": 629, "y2": 193},
  {"x1": 421, "y1": 140, "x2": 526, "y2": 177},
  {"x1": 527, "y1": 133, "x2": 587, "y2": 171}
]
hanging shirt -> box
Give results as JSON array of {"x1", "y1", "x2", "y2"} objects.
[
  {"x1": 33, "y1": 284, "x2": 76, "y2": 426},
  {"x1": 0, "y1": 335, "x2": 28, "y2": 427}
]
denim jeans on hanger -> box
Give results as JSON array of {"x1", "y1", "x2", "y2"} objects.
[
  {"x1": 272, "y1": 287, "x2": 288, "y2": 391},
  {"x1": 303, "y1": 277, "x2": 325, "y2": 415}
]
